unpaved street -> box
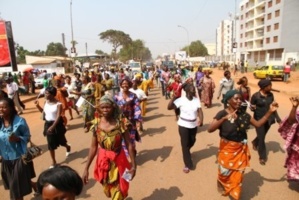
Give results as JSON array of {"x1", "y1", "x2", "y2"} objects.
[{"x1": 1, "y1": 69, "x2": 299, "y2": 200}]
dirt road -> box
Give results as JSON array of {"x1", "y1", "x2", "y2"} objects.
[{"x1": 1, "y1": 69, "x2": 299, "y2": 200}]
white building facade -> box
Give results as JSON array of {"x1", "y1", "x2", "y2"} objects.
[
  {"x1": 216, "y1": 20, "x2": 235, "y2": 61},
  {"x1": 238, "y1": 0, "x2": 299, "y2": 67}
]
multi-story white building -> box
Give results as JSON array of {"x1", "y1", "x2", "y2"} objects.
[
  {"x1": 216, "y1": 20, "x2": 234, "y2": 61},
  {"x1": 238, "y1": 0, "x2": 299, "y2": 66}
]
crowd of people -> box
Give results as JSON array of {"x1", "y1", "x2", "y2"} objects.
[{"x1": 0, "y1": 62, "x2": 298, "y2": 200}]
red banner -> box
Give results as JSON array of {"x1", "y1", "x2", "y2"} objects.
[{"x1": 0, "y1": 20, "x2": 11, "y2": 67}]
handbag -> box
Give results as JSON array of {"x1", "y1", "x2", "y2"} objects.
[{"x1": 22, "y1": 141, "x2": 43, "y2": 164}]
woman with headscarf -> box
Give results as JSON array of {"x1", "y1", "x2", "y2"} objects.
[
  {"x1": 208, "y1": 90, "x2": 278, "y2": 200},
  {"x1": 167, "y1": 83, "x2": 204, "y2": 173},
  {"x1": 135, "y1": 73, "x2": 154, "y2": 116},
  {"x1": 35, "y1": 87, "x2": 71, "y2": 168},
  {"x1": 200, "y1": 70, "x2": 215, "y2": 108},
  {"x1": 82, "y1": 95, "x2": 136, "y2": 200},
  {"x1": 114, "y1": 78, "x2": 142, "y2": 156},
  {"x1": 167, "y1": 74, "x2": 183, "y2": 120},
  {"x1": 73, "y1": 76, "x2": 95, "y2": 132},
  {"x1": 217, "y1": 70, "x2": 234, "y2": 108},
  {"x1": 250, "y1": 79, "x2": 281, "y2": 165},
  {"x1": 278, "y1": 96, "x2": 299, "y2": 182}
]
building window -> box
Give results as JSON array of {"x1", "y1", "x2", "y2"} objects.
[
  {"x1": 267, "y1": 13, "x2": 272, "y2": 20},
  {"x1": 266, "y1": 38, "x2": 270, "y2": 44},
  {"x1": 241, "y1": 15, "x2": 243, "y2": 20},
  {"x1": 246, "y1": 2, "x2": 248, "y2": 8},
  {"x1": 274, "y1": 23, "x2": 279, "y2": 30},
  {"x1": 276, "y1": 0, "x2": 281, "y2": 4},
  {"x1": 275, "y1": 10, "x2": 280, "y2": 17},
  {"x1": 246, "y1": 12, "x2": 248, "y2": 18},
  {"x1": 245, "y1": 33, "x2": 247, "y2": 37},
  {"x1": 273, "y1": 36, "x2": 278, "y2": 43},
  {"x1": 245, "y1": 42, "x2": 247, "y2": 47},
  {"x1": 241, "y1": 5, "x2": 244, "y2": 10},
  {"x1": 240, "y1": 24, "x2": 243, "y2": 29},
  {"x1": 240, "y1": 43, "x2": 243, "y2": 48},
  {"x1": 240, "y1": 33, "x2": 243, "y2": 38},
  {"x1": 267, "y1": 25, "x2": 271, "y2": 32},
  {"x1": 268, "y1": 0, "x2": 272, "y2": 8}
]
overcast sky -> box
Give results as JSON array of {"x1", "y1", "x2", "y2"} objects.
[{"x1": 0, "y1": 0, "x2": 241, "y2": 58}]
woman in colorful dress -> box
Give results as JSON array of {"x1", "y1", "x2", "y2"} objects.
[
  {"x1": 200, "y1": 70, "x2": 215, "y2": 108},
  {"x1": 82, "y1": 95, "x2": 136, "y2": 200},
  {"x1": 74, "y1": 76, "x2": 95, "y2": 132},
  {"x1": 208, "y1": 90, "x2": 278, "y2": 200},
  {"x1": 114, "y1": 78, "x2": 142, "y2": 155},
  {"x1": 278, "y1": 96, "x2": 299, "y2": 182}
]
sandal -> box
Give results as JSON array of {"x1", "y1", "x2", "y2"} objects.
[
  {"x1": 251, "y1": 141, "x2": 257, "y2": 151},
  {"x1": 183, "y1": 167, "x2": 190, "y2": 173},
  {"x1": 259, "y1": 159, "x2": 266, "y2": 165}
]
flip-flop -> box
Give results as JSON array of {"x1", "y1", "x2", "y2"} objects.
[{"x1": 183, "y1": 167, "x2": 190, "y2": 173}]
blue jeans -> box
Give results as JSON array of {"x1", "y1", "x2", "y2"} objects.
[{"x1": 283, "y1": 73, "x2": 290, "y2": 82}]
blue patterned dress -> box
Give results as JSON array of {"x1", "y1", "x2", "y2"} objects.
[{"x1": 114, "y1": 91, "x2": 142, "y2": 155}]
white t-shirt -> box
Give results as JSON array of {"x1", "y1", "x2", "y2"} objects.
[
  {"x1": 129, "y1": 88, "x2": 147, "y2": 100},
  {"x1": 44, "y1": 101, "x2": 61, "y2": 121},
  {"x1": 174, "y1": 96, "x2": 201, "y2": 128},
  {"x1": 6, "y1": 82, "x2": 19, "y2": 98}
]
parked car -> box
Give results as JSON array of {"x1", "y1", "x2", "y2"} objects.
[
  {"x1": 35, "y1": 73, "x2": 52, "y2": 88},
  {"x1": 253, "y1": 65, "x2": 284, "y2": 80}
]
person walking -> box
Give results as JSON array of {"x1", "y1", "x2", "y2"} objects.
[
  {"x1": 114, "y1": 78, "x2": 142, "y2": 156},
  {"x1": 167, "y1": 83, "x2": 204, "y2": 173},
  {"x1": 217, "y1": 70, "x2": 234, "y2": 108},
  {"x1": 250, "y1": 79, "x2": 281, "y2": 165},
  {"x1": 194, "y1": 66, "x2": 204, "y2": 99},
  {"x1": 35, "y1": 86, "x2": 71, "y2": 168},
  {"x1": 0, "y1": 98, "x2": 36, "y2": 200},
  {"x1": 236, "y1": 76, "x2": 251, "y2": 113},
  {"x1": 283, "y1": 61, "x2": 291, "y2": 83},
  {"x1": 208, "y1": 90, "x2": 278, "y2": 200},
  {"x1": 5, "y1": 77, "x2": 23, "y2": 115},
  {"x1": 278, "y1": 96, "x2": 299, "y2": 182},
  {"x1": 200, "y1": 71, "x2": 215, "y2": 108},
  {"x1": 82, "y1": 95, "x2": 136, "y2": 200}
]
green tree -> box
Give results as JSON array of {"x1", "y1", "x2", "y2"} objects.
[
  {"x1": 182, "y1": 40, "x2": 208, "y2": 57},
  {"x1": 99, "y1": 30, "x2": 132, "y2": 55},
  {"x1": 45, "y1": 42, "x2": 67, "y2": 56},
  {"x1": 15, "y1": 44, "x2": 29, "y2": 64},
  {"x1": 95, "y1": 49, "x2": 105, "y2": 55},
  {"x1": 118, "y1": 39, "x2": 152, "y2": 62}
]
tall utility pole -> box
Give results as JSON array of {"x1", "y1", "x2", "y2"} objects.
[
  {"x1": 70, "y1": 0, "x2": 75, "y2": 55},
  {"x1": 85, "y1": 42, "x2": 88, "y2": 56},
  {"x1": 233, "y1": 0, "x2": 237, "y2": 64},
  {"x1": 178, "y1": 25, "x2": 190, "y2": 59}
]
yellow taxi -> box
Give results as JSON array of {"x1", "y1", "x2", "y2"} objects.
[{"x1": 253, "y1": 65, "x2": 284, "y2": 80}]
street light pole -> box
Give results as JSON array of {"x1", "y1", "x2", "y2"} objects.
[
  {"x1": 178, "y1": 25, "x2": 190, "y2": 59},
  {"x1": 70, "y1": 0, "x2": 75, "y2": 53}
]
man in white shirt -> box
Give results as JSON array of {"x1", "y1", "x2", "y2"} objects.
[{"x1": 5, "y1": 77, "x2": 23, "y2": 114}]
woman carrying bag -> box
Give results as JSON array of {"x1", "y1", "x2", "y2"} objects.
[{"x1": 0, "y1": 97, "x2": 36, "y2": 200}]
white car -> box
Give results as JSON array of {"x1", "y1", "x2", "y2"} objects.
[{"x1": 35, "y1": 73, "x2": 52, "y2": 88}]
